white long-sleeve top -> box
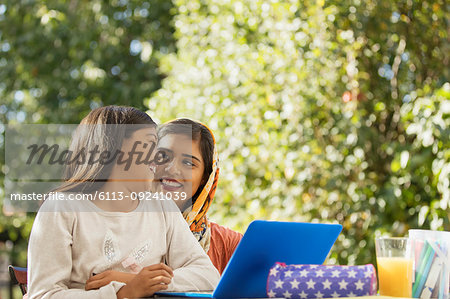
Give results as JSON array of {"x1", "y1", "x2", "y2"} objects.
[{"x1": 27, "y1": 194, "x2": 220, "y2": 299}]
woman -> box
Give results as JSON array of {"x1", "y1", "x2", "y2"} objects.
[
  {"x1": 155, "y1": 118, "x2": 243, "y2": 274},
  {"x1": 27, "y1": 106, "x2": 219, "y2": 299}
]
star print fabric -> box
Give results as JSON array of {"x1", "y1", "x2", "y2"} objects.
[{"x1": 267, "y1": 263, "x2": 377, "y2": 298}]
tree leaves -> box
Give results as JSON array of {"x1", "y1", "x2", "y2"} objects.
[
  {"x1": 0, "y1": 0, "x2": 448, "y2": 267},
  {"x1": 149, "y1": 0, "x2": 449, "y2": 266}
]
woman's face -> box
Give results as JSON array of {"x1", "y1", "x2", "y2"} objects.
[
  {"x1": 112, "y1": 127, "x2": 158, "y2": 191},
  {"x1": 155, "y1": 134, "x2": 205, "y2": 210}
]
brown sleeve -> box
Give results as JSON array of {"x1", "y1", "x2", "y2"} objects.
[{"x1": 207, "y1": 222, "x2": 243, "y2": 274}]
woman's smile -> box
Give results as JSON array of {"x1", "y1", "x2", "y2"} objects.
[{"x1": 160, "y1": 177, "x2": 184, "y2": 191}]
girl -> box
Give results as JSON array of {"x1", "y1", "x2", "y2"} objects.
[{"x1": 27, "y1": 106, "x2": 219, "y2": 299}]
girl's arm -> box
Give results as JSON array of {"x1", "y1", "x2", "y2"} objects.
[
  {"x1": 164, "y1": 203, "x2": 221, "y2": 292},
  {"x1": 27, "y1": 208, "x2": 125, "y2": 299}
]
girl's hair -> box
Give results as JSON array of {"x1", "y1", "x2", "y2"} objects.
[
  {"x1": 157, "y1": 119, "x2": 214, "y2": 200},
  {"x1": 55, "y1": 105, "x2": 156, "y2": 193}
]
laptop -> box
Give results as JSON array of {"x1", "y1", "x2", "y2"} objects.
[{"x1": 156, "y1": 220, "x2": 342, "y2": 298}]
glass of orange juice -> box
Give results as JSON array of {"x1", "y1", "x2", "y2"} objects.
[{"x1": 375, "y1": 237, "x2": 413, "y2": 297}]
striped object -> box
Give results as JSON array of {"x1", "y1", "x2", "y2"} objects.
[
  {"x1": 267, "y1": 263, "x2": 377, "y2": 298},
  {"x1": 180, "y1": 120, "x2": 219, "y2": 252}
]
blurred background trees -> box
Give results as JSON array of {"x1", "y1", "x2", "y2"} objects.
[
  {"x1": 150, "y1": 0, "x2": 449, "y2": 265},
  {"x1": 0, "y1": 0, "x2": 448, "y2": 296},
  {"x1": 0, "y1": 0, "x2": 175, "y2": 296}
]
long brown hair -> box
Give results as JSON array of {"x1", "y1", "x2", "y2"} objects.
[{"x1": 55, "y1": 106, "x2": 156, "y2": 193}]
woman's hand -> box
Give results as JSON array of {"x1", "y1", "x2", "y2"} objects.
[
  {"x1": 116, "y1": 263, "x2": 174, "y2": 299},
  {"x1": 85, "y1": 270, "x2": 136, "y2": 290}
]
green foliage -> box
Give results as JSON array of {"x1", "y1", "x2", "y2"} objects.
[
  {"x1": 400, "y1": 84, "x2": 450, "y2": 228},
  {"x1": 149, "y1": 0, "x2": 449, "y2": 266},
  {"x1": 0, "y1": 0, "x2": 175, "y2": 266},
  {"x1": 0, "y1": 0, "x2": 174, "y2": 124},
  {"x1": 0, "y1": 0, "x2": 448, "y2": 270}
]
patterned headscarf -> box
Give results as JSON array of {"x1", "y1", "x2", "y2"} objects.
[{"x1": 182, "y1": 122, "x2": 219, "y2": 253}]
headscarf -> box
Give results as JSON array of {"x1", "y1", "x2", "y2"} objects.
[{"x1": 181, "y1": 122, "x2": 219, "y2": 253}]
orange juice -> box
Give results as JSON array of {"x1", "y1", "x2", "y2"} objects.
[{"x1": 377, "y1": 257, "x2": 413, "y2": 297}]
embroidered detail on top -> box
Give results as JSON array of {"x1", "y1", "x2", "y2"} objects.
[
  {"x1": 121, "y1": 256, "x2": 142, "y2": 273},
  {"x1": 103, "y1": 230, "x2": 121, "y2": 263},
  {"x1": 132, "y1": 242, "x2": 150, "y2": 263},
  {"x1": 121, "y1": 241, "x2": 151, "y2": 273}
]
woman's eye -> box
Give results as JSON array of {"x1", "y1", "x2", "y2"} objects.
[{"x1": 183, "y1": 159, "x2": 195, "y2": 167}]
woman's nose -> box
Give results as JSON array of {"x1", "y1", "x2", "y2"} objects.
[{"x1": 165, "y1": 159, "x2": 181, "y2": 176}]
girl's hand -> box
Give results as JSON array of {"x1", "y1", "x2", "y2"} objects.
[
  {"x1": 85, "y1": 270, "x2": 136, "y2": 290},
  {"x1": 116, "y1": 263, "x2": 174, "y2": 299}
]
